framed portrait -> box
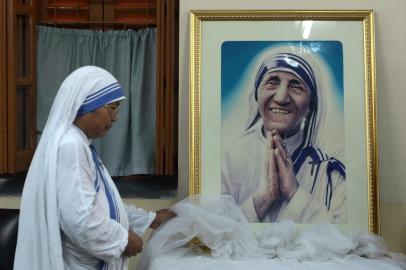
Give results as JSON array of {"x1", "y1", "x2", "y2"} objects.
[{"x1": 189, "y1": 10, "x2": 378, "y2": 233}]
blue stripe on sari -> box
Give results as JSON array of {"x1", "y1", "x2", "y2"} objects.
[
  {"x1": 293, "y1": 146, "x2": 346, "y2": 209},
  {"x1": 90, "y1": 145, "x2": 120, "y2": 270}
]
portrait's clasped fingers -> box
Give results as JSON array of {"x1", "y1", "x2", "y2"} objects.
[
  {"x1": 282, "y1": 141, "x2": 287, "y2": 149},
  {"x1": 285, "y1": 151, "x2": 290, "y2": 161}
]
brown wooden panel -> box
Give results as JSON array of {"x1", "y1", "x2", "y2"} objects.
[
  {"x1": 15, "y1": 150, "x2": 35, "y2": 172},
  {"x1": 48, "y1": 0, "x2": 89, "y2": 8},
  {"x1": 48, "y1": 7, "x2": 89, "y2": 22},
  {"x1": 25, "y1": 0, "x2": 37, "y2": 171},
  {"x1": 6, "y1": 0, "x2": 37, "y2": 173},
  {"x1": 6, "y1": 0, "x2": 18, "y2": 173},
  {"x1": 156, "y1": 0, "x2": 177, "y2": 175},
  {"x1": 38, "y1": 0, "x2": 156, "y2": 29},
  {"x1": 0, "y1": 0, "x2": 8, "y2": 173},
  {"x1": 37, "y1": 0, "x2": 48, "y2": 21},
  {"x1": 115, "y1": 0, "x2": 156, "y2": 7},
  {"x1": 39, "y1": 0, "x2": 91, "y2": 23},
  {"x1": 114, "y1": 7, "x2": 156, "y2": 25},
  {"x1": 155, "y1": 0, "x2": 164, "y2": 174},
  {"x1": 113, "y1": 0, "x2": 156, "y2": 25},
  {"x1": 165, "y1": 0, "x2": 178, "y2": 175}
]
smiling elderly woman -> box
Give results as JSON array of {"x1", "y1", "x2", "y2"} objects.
[
  {"x1": 221, "y1": 45, "x2": 346, "y2": 224},
  {"x1": 14, "y1": 66, "x2": 175, "y2": 270}
]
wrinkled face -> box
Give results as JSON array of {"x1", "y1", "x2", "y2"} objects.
[
  {"x1": 74, "y1": 101, "x2": 120, "y2": 139},
  {"x1": 257, "y1": 71, "x2": 311, "y2": 138}
]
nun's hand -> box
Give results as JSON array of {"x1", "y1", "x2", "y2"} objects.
[
  {"x1": 149, "y1": 209, "x2": 176, "y2": 229},
  {"x1": 123, "y1": 230, "x2": 143, "y2": 257},
  {"x1": 272, "y1": 132, "x2": 299, "y2": 201},
  {"x1": 253, "y1": 132, "x2": 280, "y2": 220}
]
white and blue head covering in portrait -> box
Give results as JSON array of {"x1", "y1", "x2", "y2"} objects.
[
  {"x1": 243, "y1": 45, "x2": 345, "y2": 210},
  {"x1": 244, "y1": 46, "x2": 319, "y2": 147},
  {"x1": 14, "y1": 66, "x2": 125, "y2": 270}
]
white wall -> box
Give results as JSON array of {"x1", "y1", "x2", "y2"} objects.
[{"x1": 178, "y1": 0, "x2": 406, "y2": 253}]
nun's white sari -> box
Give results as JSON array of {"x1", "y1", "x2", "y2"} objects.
[
  {"x1": 14, "y1": 66, "x2": 155, "y2": 270},
  {"x1": 58, "y1": 125, "x2": 155, "y2": 269}
]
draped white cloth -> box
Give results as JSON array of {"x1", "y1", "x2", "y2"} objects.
[
  {"x1": 137, "y1": 196, "x2": 406, "y2": 270},
  {"x1": 14, "y1": 66, "x2": 155, "y2": 270},
  {"x1": 148, "y1": 254, "x2": 405, "y2": 270}
]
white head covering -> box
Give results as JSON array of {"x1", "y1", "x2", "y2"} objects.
[
  {"x1": 243, "y1": 45, "x2": 334, "y2": 153},
  {"x1": 14, "y1": 66, "x2": 125, "y2": 270}
]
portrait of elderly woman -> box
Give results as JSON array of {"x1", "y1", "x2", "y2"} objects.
[{"x1": 221, "y1": 41, "x2": 346, "y2": 224}]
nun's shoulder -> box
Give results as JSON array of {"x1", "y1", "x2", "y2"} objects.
[{"x1": 59, "y1": 125, "x2": 90, "y2": 149}]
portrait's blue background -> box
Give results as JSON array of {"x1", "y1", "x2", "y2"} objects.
[{"x1": 221, "y1": 41, "x2": 343, "y2": 120}]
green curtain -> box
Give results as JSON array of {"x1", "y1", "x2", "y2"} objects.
[{"x1": 36, "y1": 26, "x2": 156, "y2": 176}]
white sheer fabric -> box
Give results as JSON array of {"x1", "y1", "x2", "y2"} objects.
[
  {"x1": 137, "y1": 196, "x2": 406, "y2": 270},
  {"x1": 148, "y1": 254, "x2": 405, "y2": 270}
]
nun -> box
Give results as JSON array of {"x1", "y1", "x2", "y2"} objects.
[
  {"x1": 222, "y1": 45, "x2": 346, "y2": 224},
  {"x1": 14, "y1": 66, "x2": 175, "y2": 270}
]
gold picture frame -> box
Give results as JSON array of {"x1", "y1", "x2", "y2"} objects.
[{"x1": 189, "y1": 10, "x2": 378, "y2": 233}]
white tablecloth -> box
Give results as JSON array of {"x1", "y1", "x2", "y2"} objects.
[
  {"x1": 148, "y1": 250, "x2": 404, "y2": 270},
  {"x1": 137, "y1": 196, "x2": 406, "y2": 270}
]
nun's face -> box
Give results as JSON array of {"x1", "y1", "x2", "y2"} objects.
[
  {"x1": 257, "y1": 71, "x2": 311, "y2": 138},
  {"x1": 74, "y1": 102, "x2": 120, "y2": 139}
]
